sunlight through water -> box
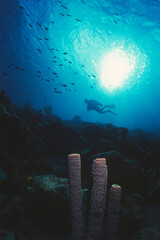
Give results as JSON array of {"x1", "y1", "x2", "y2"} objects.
[{"x1": 101, "y1": 48, "x2": 135, "y2": 92}]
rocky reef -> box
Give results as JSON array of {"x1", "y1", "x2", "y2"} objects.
[{"x1": 0, "y1": 92, "x2": 160, "y2": 239}]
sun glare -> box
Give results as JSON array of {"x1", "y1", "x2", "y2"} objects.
[{"x1": 101, "y1": 49, "x2": 135, "y2": 91}]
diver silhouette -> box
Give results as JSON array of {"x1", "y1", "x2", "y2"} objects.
[{"x1": 84, "y1": 98, "x2": 117, "y2": 115}]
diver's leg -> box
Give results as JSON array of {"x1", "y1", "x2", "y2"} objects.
[
  {"x1": 103, "y1": 104, "x2": 116, "y2": 109},
  {"x1": 95, "y1": 107, "x2": 104, "y2": 114},
  {"x1": 102, "y1": 109, "x2": 118, "y2": 115}
]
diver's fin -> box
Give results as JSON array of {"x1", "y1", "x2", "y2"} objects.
[{"x1": 107, "y1": 109, "x2": 118, "y2": 115}]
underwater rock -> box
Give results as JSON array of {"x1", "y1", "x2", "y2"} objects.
[
  {"x1": 119, "y1": 194, "x2": 145, "y2": 239},
  {"x1": 113, "y1": 136, "x2": 144, "y2": 163},
  {"x1": 39, "y1": 121, "x2": 84, "y2": 157},
  {"x1": 72, "y1": 115, "x2": 82, "y2": 123},
  {"x1": 0, "y1": 196, "x2": 29, "y2": 233},
  {"x1": 0, "y1": 103, "x2": 44, "y2": 159},
  {"x1": 111, "y1": 126, "x2": 129, "y2": 140},
  {"x1": 0, "y1": 166, "x2": 7, "y2": 182},
  {"x1": 144, "y1": 142, "x2": 160, "y2": 168},
  {"x1": 24, "y1": 158, "x2": 54, "y2": 176},
  {"x1": 0, "y1": 152, "x2": 24, "y2": 194},
  {"x1": 23, "y1": 175, "x2": 71, "y2": 234},
  {"x1": 34, "y1": 158, "x2": 68, "y2": 178},
  {"x1": 116, "y1": 159, "x2": 152, "y2": 195},
  {"x1": 123, "y1": 159, "x2": 143, "y2": 169},
  {"x1": 0, "y1": 90, "x2": 10, "y2": 112},
  {"x1": 80, "y1": 124, "x2": 108, "y2": 144},
  {"x1": 23, "y1": 174, "x2": 88, "y2": 236},
  {"x1": 135, "y1": 226, "x2": 160, "y2": 240},
  {"x1": 0, "y1": 228, "x2": 15, "y2": 240},
  {"x1": 89, "y1": 138, "x2": 119, "y2": 154},
  {"x1": 148, "y1": 181, "x2": 160, "y2": 205}
]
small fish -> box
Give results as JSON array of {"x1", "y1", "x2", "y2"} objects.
[
  {"x1": 3, "y1": 73, "x2": 7, "y2": 76},
  {"x1": 37, "y1": 71, "x2": 42, "y2": 73},
  {"x1": 50, "y1": 48, "x2": 54, "y2": 50},
  {"x1": 59, "y1": 64, "x2": 63, "y2": 66},
  {"x1": 88, "y1": 75, "x2": 90, "y2": 77},
  {"x1": 45, "y1": 27, "x2": 49, "y2": 30},
  {"x1": 64, "y1": 59, "x2": 67, "y2": 61},
  {"x1": 67, "y1": 14, "x2": 72, "y2": 17},
  {"x1": 53, "y1": 72, "x2": 57, "y2": 75},
  {"x1": 28, "y1": 24, "x2": 32, "y2": 27},
  {"x1": 38, "y1": 38, "x2": 42, "y2": 40},
  {"x1": 52, "y1": 61, "x2": 56, "y2": 63},
  {"x1": 62, "y1": 84, "x2": 67, "y2": 87},
  {"x1": 7, "y1": 66, "x2": 10, "y2": 68},
  {"x1": 51, "y1": 21, "x2": 55, "y2": 24},
  {"x1": 19, "y1": 6, "x2": 25, "y2": 10},
  {"x1": 54, "y1": 56, "x2": 57, "y2": 58},
  {"x1": 46, "y1": 79, "x2": 50, "y2": 82},
  {"x1": 75, "y1": 18, "x2": 82, "y2": 22},
  {"x1": 93, "y1": 75, "x2": 96, "y2": 78},
  {"x1": 90, "y1": 86, "x2": 93, "y2": 88},
  {"x1": 37, "y1": 49, "x2": 41, "y2": 53},
  {"x1": 57, "y1": 0, "x2": 62, "y2": 3},
  {"x1": 56, "y1": 49, "x2": 59, "y2": 52},
  {"x1": 54, "y1": 88, "x2": 57, "y2": 90},
  {"x1": 81, "y1": 65, "x2": 85, "y2": 67},
  {"x1": 63, "y1": 52, "x2": 67, "y2": 55},
  {"x1": 61, "y1": 5, "x2": 68, "y2": 9},
  {"x1": 55, "y1": 91, "x2": 62, "y2": 93},
  {"x1": 37, "y1": 76, "x2": 40, "y2": 78},
  {"x1": 71, "y1": 83, "x2": 75, "y2": 85},
  {"x1": 114, "y1": 20, "x2": 117, "y2": 24},
  {"x1": 11, "y1": 63, "x2": 14, "y2": 66},
  {"x1": 68, "y1": 61, "x2": 72, "y2": 64},
  {"x1": 115, "y1": 13, "x2": 119, "y2": 16},
  {"x1": 60, "y1": 13, "x2": 65, "y2": 16},
  {"x1": 37, "y1": 22, "x2": 42, "y2": 27},
  {"x1": 21, "y1": 68, "x2": 24, "y2": 71},
  {"x1": 15, "y1": 67, "x2": 20, "y2": 69},
  {"x1": 7, "y1": 11, "x2": 11, "y2": 14},
  {"x1": 26, "y1": 13, "x2": 30, "y2": 16},
  {"x1": 81, "y1": 0, "x2": 86, "y2": 4},
  {"x1": 74, "y1": 72, "x2": 78, "y2": 74},
  {"x1": 44, "y1": 37, "x2": 49, "y2": 40}
]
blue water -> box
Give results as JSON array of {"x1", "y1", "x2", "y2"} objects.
[{"x1": 0, "y1": 0, "x2": 160, "y2": 133}]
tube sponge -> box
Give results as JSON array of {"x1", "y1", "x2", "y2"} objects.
[
  {"x1": 68, "y1": 153, "x2": 121, "y2": 240},
  {"x1": 105, "y1": 184, "x2": 121, "y2": 240},
  {"x1": 68, "y1": 153, "x2": 84, "y2": 240},
  {"x1": 87, "y1": 158, "x2": 108, "y2": 240}
]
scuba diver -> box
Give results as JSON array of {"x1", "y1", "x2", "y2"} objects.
[{"x1": 84, "y1": 98, "x2": 117, "y2": 115}]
